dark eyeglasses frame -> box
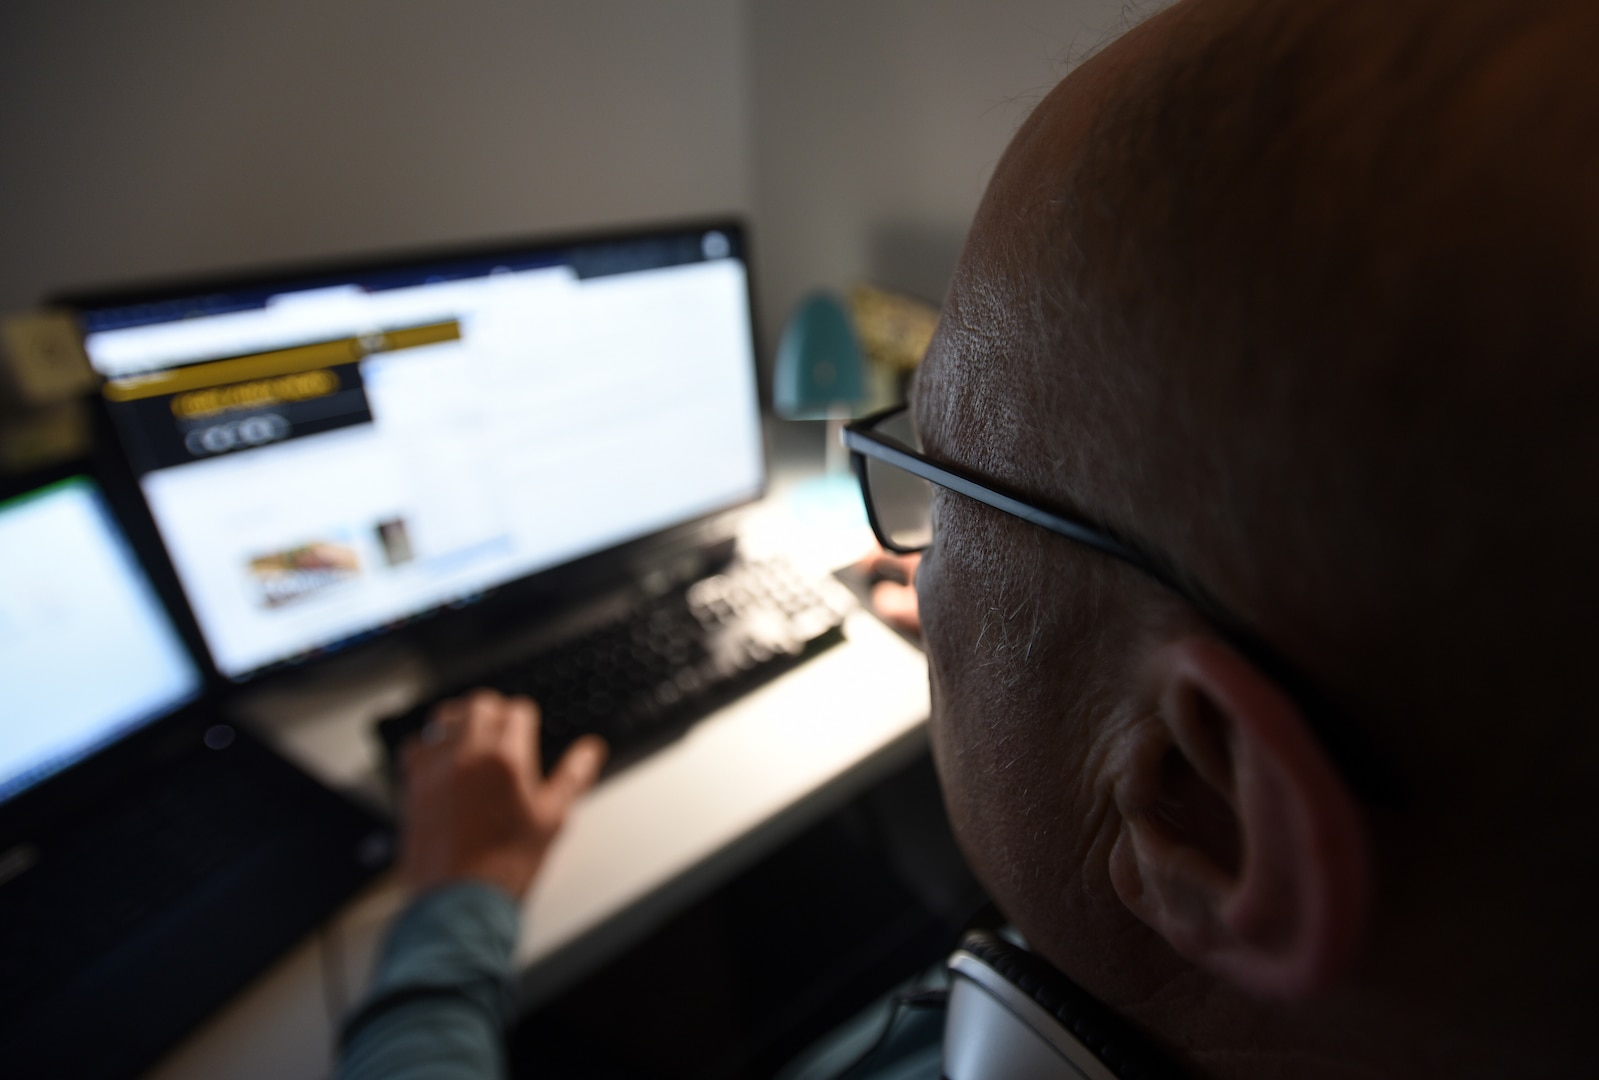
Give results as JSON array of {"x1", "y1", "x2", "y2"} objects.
[{"x1": 842, "y1": 403, "x2": 1408, "y2": 808}]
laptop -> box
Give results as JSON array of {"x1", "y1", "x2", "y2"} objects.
[
  {"x1": 0, "y1": 469, "x2": 393, "y2": 1079},
  {"x1": 62, "y1": 220, "x2": 850, "y2": 776}
]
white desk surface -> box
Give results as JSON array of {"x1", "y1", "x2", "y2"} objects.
[{"x1": 148, "y1": 478, "x2": 931, "y2": 1080}]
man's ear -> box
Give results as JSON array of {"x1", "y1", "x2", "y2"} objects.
[{"x1": 1107, "y1": 637, "x2": 1371, "y2": 1000}]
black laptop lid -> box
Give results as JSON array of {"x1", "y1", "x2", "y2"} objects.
[{"x1": 0, "y1": 474, "x2": 203, "y2": 807}]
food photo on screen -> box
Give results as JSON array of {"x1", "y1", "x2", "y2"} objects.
[{"x1": 247, "y1": 539, "x2": 362, "y2": 608}]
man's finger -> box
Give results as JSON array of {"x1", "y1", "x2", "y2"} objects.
[
  {"x1": 534, "y1": 736, "x2": 608, "y2": 826},
  {"x1": 871, "y1": 580, "x2": 922, "y2": 635},
  {"x1": 428, "y1": 696, "x2": 467, "y2": 734},
  {"x1": 860, "y1": 545, "x2": 921, "y2": 587},
  {"x1": 502, "y1": 696, "x2": 539, "y2": 775},
  {"x1": 460, "y1": 689, "x2": 508, "y2": 749},
  {"x1": 900, "y1": 552, "x2": 922, "y2": 584}
]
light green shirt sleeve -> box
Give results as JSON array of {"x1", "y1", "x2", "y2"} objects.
[{"x1": 337, "y1": 881, "x2": 520, "y2": 1080}]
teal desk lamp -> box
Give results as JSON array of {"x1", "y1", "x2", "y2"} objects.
[{"x1": 774, "y1": 292, "x2": 865, "y2": 477}]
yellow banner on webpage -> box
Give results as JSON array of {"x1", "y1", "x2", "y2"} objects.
[{"x1": 101, "y1": 320, "x2": 460, "y2": 404}]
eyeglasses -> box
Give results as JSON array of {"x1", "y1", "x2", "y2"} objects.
[{"x1": 842, "y1": 403, "x2": 1409, "y2": 808}]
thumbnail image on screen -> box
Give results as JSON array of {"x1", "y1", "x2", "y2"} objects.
[{"x1": 79, "y1": 225, "x2": 764, "y2": 679}]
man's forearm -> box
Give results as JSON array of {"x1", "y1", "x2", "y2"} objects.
[{"x1": 338, "y1": 882, "x2": 520, "y2": 1080}]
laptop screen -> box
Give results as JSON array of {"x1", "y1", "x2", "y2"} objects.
[
  {"x1": 75, "y1": 224, "x2": 765, "y2": 680},
  {"x1": 0, "y1": 477, "x2": 203, "y2": 804}
]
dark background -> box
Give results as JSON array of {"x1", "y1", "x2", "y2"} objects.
[{"x1": 0, "y1": 0, "x2": 1137, "y2": 388}]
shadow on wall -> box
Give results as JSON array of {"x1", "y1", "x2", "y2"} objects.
[{"x1": 867, "y1": 222, "x2": 967, "y2": 308}]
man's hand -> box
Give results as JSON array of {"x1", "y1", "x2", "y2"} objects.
[
  {"x1": 400, "y1": 689, "x2": 607, "y2": 901},
  {"x1": 858, "y1": 543, "x2": 923, "y2": 637}
]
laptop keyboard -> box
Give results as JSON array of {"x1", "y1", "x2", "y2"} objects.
[
  {"x1": 377, "y1": 557, "x2": 853, "y2": 776},
  {"x1": 0, "y1": 748, "x2": 280, "y2": 1015},
  {"x1": 0, "y1": 728, "x2": 393, "y2": 1078}
]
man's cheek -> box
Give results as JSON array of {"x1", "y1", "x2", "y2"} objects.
[
  {"x1": 914, "y1": 541, "x2": 963, "y2": 678},
  {"x1": 923, "y1": 657, "x2": 993, "y2": 888},
  {"x1": 917, "y1": 559, "x2": 961, "y2": 752},
  {"x1": 916, "y1": 538, "x2": 987, "y2": 755},
  {"x1": 916, "y1": 549, "x2": 978, "y2": 842},
  {"x1": 921, "y1": 607, "x2": 958, "y2": 796}
]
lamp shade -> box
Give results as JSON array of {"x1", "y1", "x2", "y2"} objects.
[{"x1": 773, "y1": 292, "x2": 865, "y2": 420}]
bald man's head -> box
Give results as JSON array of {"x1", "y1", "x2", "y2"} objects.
[
  {"x1": 915, "y1": 0, "x2": 1599, "y2": 1074},
  {"x1": 932, "y1": 0, "x2": 1599, "y2": 778}
]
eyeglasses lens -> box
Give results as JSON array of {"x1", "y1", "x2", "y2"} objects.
[{"x1": 864, "y1": 410, "x2": 933, "y2": 550}]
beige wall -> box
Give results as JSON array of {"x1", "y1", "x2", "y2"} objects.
[
  {"x1": 0, "y1": 0, "x2": 751, "y2": 310},
  {"x1": 748, "y1": 0, "x2": 1135, "y2": 351},
  {"x1": 0, "y1": 0, "x2": 1144, "y2": 363}
]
